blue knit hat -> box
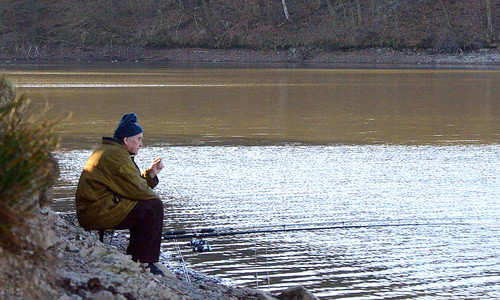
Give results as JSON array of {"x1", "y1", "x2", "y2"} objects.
[{"x1": 113, "y1": 113, "x2": 143, "y2": 138}]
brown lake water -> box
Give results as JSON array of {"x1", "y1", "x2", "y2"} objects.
[{"x1": 2, "y1": 62, "x2": 500, "y2": 298}]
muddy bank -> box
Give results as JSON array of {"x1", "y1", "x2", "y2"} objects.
[{"x1": 2, "y1": 47, "x2": 499, "y2": 67}]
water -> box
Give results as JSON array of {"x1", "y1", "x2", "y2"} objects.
[
  {"x1": 5, "y1": 63, "x2": 500, "y2": 147},
  {"x1": 54, "y1": 145, "x2": 500, "y2": 299},
  {"x1": 2, "y1": 62, "x2": 500, "y2": 298}
]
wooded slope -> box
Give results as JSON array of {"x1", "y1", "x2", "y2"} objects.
[{"x1": 0, "y1": 0, "x2": 498, "y2": 58}]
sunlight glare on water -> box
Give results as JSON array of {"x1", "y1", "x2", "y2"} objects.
[{"x1": 55, "y1": 144, "x2": 500, "y2": 299}]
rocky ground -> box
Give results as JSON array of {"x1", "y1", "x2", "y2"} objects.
[
  {"x1": 1, "y1": 46, "x2": 499, "y2": 66},
  {"x1": 0, "y1": 207, "x2": 318, "y2": 300}
]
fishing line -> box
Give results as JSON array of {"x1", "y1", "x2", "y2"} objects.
[
  {"x1": 173, "y1": 238, "x2": 191, "y2": 283},
  {"x1": 254, "y1": 242, "x2": 259, "y2": 289},
  {"x1": 264, "y1": 247, "x2": 271, "y2": 292},
  {"x1": 252, "y1": 242, "x2": 271, "y2": 291}
]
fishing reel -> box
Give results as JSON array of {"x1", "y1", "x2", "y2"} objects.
[{"x1": 189, "y1": 238, "x2": 211, "y2": 252}]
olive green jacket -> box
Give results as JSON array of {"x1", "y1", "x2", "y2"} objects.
[{"x1": 75, "y1": 138, "x2": 160, "y2": 230}]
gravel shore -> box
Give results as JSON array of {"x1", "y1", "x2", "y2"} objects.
[
  {"x1": 0, "y1": 207, "x2": 318, "y2": 300},
  {"x1": 51, "y1": 209, "x2": 281, "y2": 299}
]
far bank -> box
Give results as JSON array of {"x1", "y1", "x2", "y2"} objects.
[{"x1": 1, "y1": 47, "x2": 499, "y2": 67}]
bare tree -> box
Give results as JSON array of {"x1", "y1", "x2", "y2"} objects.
[
  {"x1": 266, "y1": 0, "x2": 271, "y2": 24},
  {"x1": 438, "y1": 0, "x2": 453, "y2": 30},
  {"x1": 201, "y1": 0, "x2": 212, "y2": 24},
  {"x1": 354, "y1": 0, "x2": 362, "y2": 28},
  {"x1": 486, "y1": 0, "x2": 494, "y2": 39},
  {"x1": 325, "y1": 0, "x2": 336, "y2": 16},
  {"x1": 282, "y1": 0, "x2": 292, "y2": 22}
]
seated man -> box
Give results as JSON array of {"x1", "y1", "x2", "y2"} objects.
[{"x1": 75, "y1": 113, "x2": 165, "y2": 275}]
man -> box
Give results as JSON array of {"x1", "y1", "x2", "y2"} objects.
[{"x1": 75, "y1": 113, "x2": 165, "y2": 275}]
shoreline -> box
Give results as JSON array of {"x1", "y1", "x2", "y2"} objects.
[
  {"x1": 1, "y1": 47, "x2": 499, "y2": 67},
  {"x1": 2, "y1": 207, "x2": 315, "y2": 299}
]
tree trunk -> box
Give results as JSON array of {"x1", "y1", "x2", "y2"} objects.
[
  {"x1": 486, "y1": 0, "x2": 494, "y2": 39},
  {"x1": 282, "y1": 0, "x2": 292, "y2": 22},
  {"x1": 325, "y1": 0, "x2": 335, "y2": 16},
  {"x1": 266, "y1": 0, "x2": 271, "y2": 24},
  {"x1": 438, "y1": 0, "x2": 453, "y2": 30},
  {"x1": 201, "y1": 0, "x2": 211, "y2": 24},
  {"x1": 369, "y1": 0, "x2": 375, "y2": 15},
  {"x1": 355, "y1": 0, "x2": 362, "y2": 28}
]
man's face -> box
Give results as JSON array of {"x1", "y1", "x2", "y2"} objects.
[{"x1": 123, "y1": 132, "x2": 143, "y2": 155}]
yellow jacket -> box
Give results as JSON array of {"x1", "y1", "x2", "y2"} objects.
[{"x1": 75, "y1": 138, "x2": 160, "y2": 230}]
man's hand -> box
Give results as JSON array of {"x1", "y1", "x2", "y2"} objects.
[{"x1": 149, "y1": 158, "x2": 164, "y2": 178}]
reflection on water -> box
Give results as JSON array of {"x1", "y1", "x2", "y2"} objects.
[
  {"x1": 3, "y1": 63, "x2": 500, "y2": 298},
  {"x1": 3, "y1": 65, "x2": 500, "y2": 148}
]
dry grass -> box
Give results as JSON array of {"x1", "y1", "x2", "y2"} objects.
[
  {"x1": 0, "y1": 76, "x2": 61, "y2": 298},
  {"x1": 0, "y1": 76, "x2": 59, "y2": 253}
]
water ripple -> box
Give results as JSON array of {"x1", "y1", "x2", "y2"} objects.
[{"x1": 54, "y1": 145, "x2": 500, "y2": 298}]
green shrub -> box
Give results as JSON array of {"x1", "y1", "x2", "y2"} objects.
[{"x1": 0, "y1": 76, "x2": 59, "y2": 252}]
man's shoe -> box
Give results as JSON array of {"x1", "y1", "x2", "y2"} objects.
[{"x1": 146, "y1": 263, "x2": 165, "y2": 276}]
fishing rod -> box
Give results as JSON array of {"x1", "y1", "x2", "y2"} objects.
[
  {"x1": 164, "y1": 220, "x2": 348, "y2": 237},
  {"x1": 164, "y1": 217, "x2": 468, "y2": 237},
  {"x1": 163, "y1": 220, "x2": 470, "y2": 241}
]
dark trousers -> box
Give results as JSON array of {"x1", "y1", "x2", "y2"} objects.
[{"x1": 114, "y1": 199, "x2": 164, "y2": 263}]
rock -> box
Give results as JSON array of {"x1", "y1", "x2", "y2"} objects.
[
  {"x1": 89, "y1": 247, "x2": 108, "y2": 258},
  {"x1": 61, "y1": 271, "x2": 88, "y2": 287},
  {"x1": 276, "y1": 286, "x2": 319, "y2": 300},
  {"x1": 87, "y1": 277, "x2": 104, "y2": 293},
  {"x1": 153, "y1": 263, "x2": 177, "y2": 279},
  {"x1": 146, "y1": 280, "x2": 159, "y2": 290},
  {"x1": 257, "y1": 290, "x2": 277, "y2": 300},
  {"x1": 91, "y1": 290, "x2": 114, "y2": 300},
  {"x1": 57, "y1": 294, "x2": 71, "y2": 300},
  {"x1": 79, "y1": 247, "x2": 93, "y2": 258},
  {"x1": 66, "y1": 242, "x2": 80, "y2": 252}
]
